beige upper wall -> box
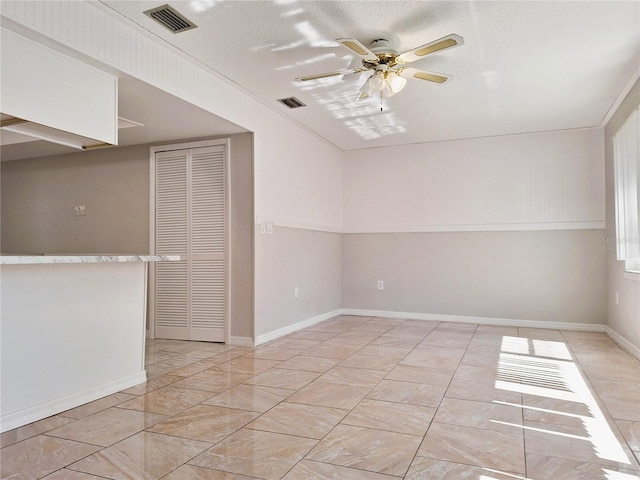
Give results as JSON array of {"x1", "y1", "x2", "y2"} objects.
[{"x1": 604, "y1": 77, "x2": 640, "y2": 350}]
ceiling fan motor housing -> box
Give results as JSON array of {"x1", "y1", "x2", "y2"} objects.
[{"x1": 365, "y1": 39, "x2": 401, "y2": 68}]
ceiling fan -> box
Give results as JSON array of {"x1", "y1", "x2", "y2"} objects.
[{"x1": 295, "y1": 34, "x2": 464, "y2": 100}]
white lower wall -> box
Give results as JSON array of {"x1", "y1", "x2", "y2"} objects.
[{"x1": 1, "y1": 262, "x2": 148, "y2": 432}]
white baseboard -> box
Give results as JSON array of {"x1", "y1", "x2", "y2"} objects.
[
  {"x1": 229, "y1": 336, "x2": 254, "y2": 347},
  {"x1": 0, "y1": 371, "x2": 147, "y2": 433},
  {"x1": 255, "y1": 309, "x2": 342, "y2": 346},
  {"x1": 340, "y1": 308, "x2": 607, "y2": 332},
  {"x1": 606, "y1": 327, "x2": 640, "y2": 361}
]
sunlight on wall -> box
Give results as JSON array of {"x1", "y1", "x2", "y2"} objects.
[{"x1": 494, "y1": 336, "x2": 634, "y2": 469}]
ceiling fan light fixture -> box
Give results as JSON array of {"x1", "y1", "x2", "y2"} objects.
[{"x1": 387, "y1": 71, "x2": 407, "y2": 94}]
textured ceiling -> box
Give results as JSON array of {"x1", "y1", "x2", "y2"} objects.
[{"x1": 99, "y1": 0, "x2": 640, "y2": 150}]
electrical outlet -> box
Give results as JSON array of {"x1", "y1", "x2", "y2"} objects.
[
  {"x1": 294, "y1": 286, "x2": 299, "y2": 298},
  {"x1": 377, "y1": 280, "x2": 384, "y2": 290},
  {"x1": 260, "y1": 223, "x2": 266, "y2": 234},
  {"x1": 266, "y1": 222, "x2": 274, "y2": 234}
]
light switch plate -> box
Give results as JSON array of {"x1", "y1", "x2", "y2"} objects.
[{"x1": 74, "y1": 205, "x2": 86, "y2": 216}]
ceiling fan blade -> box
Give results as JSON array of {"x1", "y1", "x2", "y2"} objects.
[
  {"x1": 295, "y1": 68, "x2": 366, "y2": 82},
  {"x1": 336, "y1": 38, "x2": 379, "y2": 62},
  {"x1": 404, "y1": 67, "x2": 450, "y2": 84},
  {"x1": 397, "y1": 34, "x2": 464, "y2": 64}
]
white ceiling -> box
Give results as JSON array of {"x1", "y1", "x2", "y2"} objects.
[
  {"x1": 99, "y1": 0, "x2": 640, "y2": 151},
  {"x1": 2, "y1": 0, "x2": 639, "y2": 160}
]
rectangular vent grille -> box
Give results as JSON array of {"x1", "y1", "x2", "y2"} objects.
[
  {"x1": 144, "y1": 4, "x2": 197, "y2": 33},
  {"x1": 278, "y1": 97, "x2": 306, "y2": 109}
]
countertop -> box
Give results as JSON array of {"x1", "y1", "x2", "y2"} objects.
[{"x1": 0, "y1": 254, "x2": 182, "y2": 265}]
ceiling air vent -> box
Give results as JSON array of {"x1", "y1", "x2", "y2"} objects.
[
  {"x1": 144, "y1": 4, "x2": 197, "y2": 33},
  {"x1": 277, "y1": 97, "x2": 306, "y2": 109}
]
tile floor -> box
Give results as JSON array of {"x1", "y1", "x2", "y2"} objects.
[{"x1": 2, "y1": 315, "x2": 640, "y2": 480}]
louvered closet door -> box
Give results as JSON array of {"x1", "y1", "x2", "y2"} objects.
[
  {"x1": 189, "y1": 146, "x2": 225, "y2": 342},
  {"x1": 154, "y1": 144, "x2": 226, "y2": 342},
  {"x1": 155, "y1": 150, "x2": 189, "y2": 340}
]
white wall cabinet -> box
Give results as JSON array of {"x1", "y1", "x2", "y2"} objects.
[{"x1": 151, "y1": 140, "x2": 229, "y2": 342}]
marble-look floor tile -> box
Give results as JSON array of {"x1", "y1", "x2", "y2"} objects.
[
  {"x1": 203, "y1": 384, "x2": 293, "y2": 412},
  {"x1": 246, "y1": 401, "x2": 348, "y2": 439},
  {"x1": 215, "y1": 356, "x2": 281, "y2": 374},
  {"x1": 367, "y1": 379, "x2": 446, "y2": 407},
  {"x1": 524, "y1": 420, "x2": 640, "y2": 470},
  {"x1": 460, "y1": 351, "x2": 504, "y2": 368},
  {"x1": 267, "y1": 338, "x2": 322, "y2": 350},
  {"x1": 147, "y1": 404, "x2": 260, "y2": 443},
  {"x1": 286, "y1": 330, "x2": 337, "y2": 341},
  {"x1": 582, "y1": 363, "x2": 640, "y2": 384},
  {"x1": 68, "y1": 431, "x2": 210, "y2": 480},
  {"x1": 8, "y1": 318, "x2": 640, "y2": 480},
  {"x1": 171, "y1": 370, "x2": 253, "y2": 393},
  {"x1": 120, "y1": 374, "x2": 185, "y2": 395},
  {"x1": 400, "y1": 347, "x2": 464, "y2": 371},
  {"x1": 249, "y1": 368, "x2": 320, "y2": 390},
  {"x1": 60, "y1": 393, "x2": 137, "y2": 419},
  {"x1": 306, "y1": 424, "x2": 421, "y2": 476},
  {"x1": 405, "y1": 457, "x2": 525, "y2": 480},
  {"x1": 302, "y1": 344, "x2": 362, "y2": 360},
  {"x1": 337, "y1": 354, "x2": 403, "y2": 371},
  {"x1": 433, "y1": 397, "x2": 523, "y2": 434},
  {"x1": 526, "y1": 453, "x2": 640, "y2": 480},
  {"x1": 246, "y1": 346, "x2": 301, "y2": 360},
  {"x1": 116, "y1": 386, "x2": 213, "y2": 415},
  {"x1": 1, "y1": 415, "x2": 75, "y2": 448},
  {"x1": 189, "y1": 429, "x2": 317, "y2": 480},
  {"x1": 385, "y1": 364, "x2": 454, "y2": 387},
  {"x1": 342, "y1": 399, "x2": 435, "y2": 436},
  {"x1": 46, "y1": 408, "x2": 166, "y2": 447},
  {"x1": 524, "y1": 421, "x2": 640, "y2": 469},
  {"x1": 590, "y1": 378, "x2": 640, "y2": 422},
  {"x1": 317, "y1": 366, "x2": 387, "y2": 388},
  {"x1": 286, "y1": 381, "x2": 371, "y2": 409},
  {"x1": 445, "y1": 365, "x2": 522, "y2": 403},
  {"x1": 518, "y1": 327, "x2": 566, "y2": 341},
  {"x1": 382, "y1": 324, "x2": 436, "y2": 338},
  {"x1": 420, "y1": 331, "x2": 473, "y2": 349},
  {"x1": 521, "y1": 394, "x2": 595, "y2": 429},
  {"x1": 162, "y1": 464, "x2": 256, "y2": 479},
  {"x1": 434, "y1": 322, "x2": 477, "y2": 333},
  {"x1": 0, "y1": 435, "x2": 100, "y2": 480},
  {"x1": 418, "y1": 422, "x2": 525, "y2": 475},
  {"x1": 208, "y1": 349, "x2": 252, "y2": 363},
  {"x1": 168, "y1": 357, "x2": 229, "y2": 377},
  {"x1": 369, "y1": 335, "x2": 421, "y2": 348},
  {"x1": 282, "y1": 460, "x2": 398, "y2": 479},
  {"x1": 475, "y1": 325, "x2": 519, "y2": 336},
  {"x1": 277, "y1": 355, "x2": 340, "y2": 372},
  {"x1": 357, "y1": 345, "x2": 412, "y2": 358},
  {"x1": 616, "y1": 420, "x2": 640, "y2": 453},
  {"x1": 41, "y1": 469, "x2": 104, "y2": 479}
]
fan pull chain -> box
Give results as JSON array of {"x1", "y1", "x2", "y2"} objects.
[{"x1": 380, "y1": 92, "x2": 383, "y2": 112}]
